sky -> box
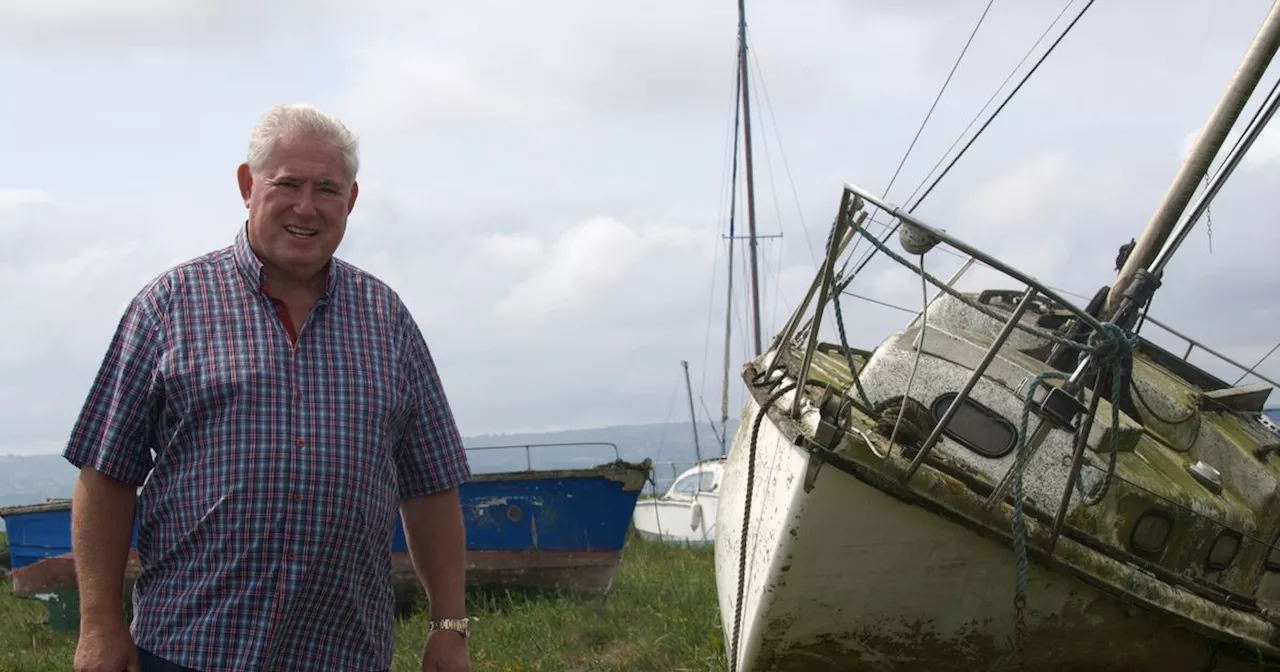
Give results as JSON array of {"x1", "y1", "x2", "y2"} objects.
[{"x1": 1, "y1": 0, "x2": 1278, "y2": 456}]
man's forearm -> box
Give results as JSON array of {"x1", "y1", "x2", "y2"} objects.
[
  {"x1": 71, "y1": 467, "x2": 137, "y2": 626},
  {"x1": 399, "y1": 488, "x2": 467, "y2": 619}
]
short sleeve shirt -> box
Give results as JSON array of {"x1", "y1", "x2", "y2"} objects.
[{"x1": 62, "y1": 225, "x2": 471, "y2": 671}]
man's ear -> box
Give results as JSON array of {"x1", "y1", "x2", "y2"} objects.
[
  {"x1": 237, "y1": 163, "x2": 253, "y2": 206},
  {"x1": 347, "y1": 180, "x2": 359, "y2": 214}
]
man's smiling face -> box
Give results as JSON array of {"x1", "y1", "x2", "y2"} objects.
[{"x1": 238, "y1": 132, "x2": 359, "y2": 284}]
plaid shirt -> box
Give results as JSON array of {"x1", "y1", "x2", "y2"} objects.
[{"x1": 63, "y1": 226, "x2": 471, "y2": 671}]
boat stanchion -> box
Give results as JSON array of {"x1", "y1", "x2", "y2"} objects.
[{"x1": 1047, "y1": 373, "x2": 1104, "y2": 553}]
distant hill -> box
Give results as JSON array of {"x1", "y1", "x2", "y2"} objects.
[{"x1": 0, "y1": 419, "x2": 736, "y2": 530}]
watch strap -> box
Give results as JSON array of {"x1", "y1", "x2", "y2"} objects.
[{"x1": 429, "y1": 617, "x2": 470, "y2": 639}]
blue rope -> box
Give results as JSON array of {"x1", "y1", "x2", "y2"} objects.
[
  {"x1": 1011, "y1": 370, "x2": 1064, "y2": 614},
  {"x1": 823, "y1": 222, "x2": 874, "y2": 411},
  {"x1": 1008, "y1": 320, "x2": 1137, "y2": 634},
  {"x1": 831, "y1": 289, "x2": 874, "y2": 410},
  {"x1": 1075, "y1": 323, "x2": 1138, "y2": 505}
]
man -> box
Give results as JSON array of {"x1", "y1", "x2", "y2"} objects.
[{"x1": 63, "y1": 103, "x2": 473, "y2": 672}]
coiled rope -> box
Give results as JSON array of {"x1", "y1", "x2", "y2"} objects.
[{"x1": 1008, "y1": 321, "x2": 1137, "y2": 665}]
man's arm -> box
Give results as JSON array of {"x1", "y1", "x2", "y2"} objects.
[
  {"x1": 62, "y1": 293, "x2": 162, "y2": 631},
  {"x1": 399, "y1": 489, "x2": 467, "y2": 620},
  {"x1": 392, "y1": 306, "x2": 472, "y2": 626},
  {"x1": 72, "y1": 468, "x2": 138, "y2": 625}
]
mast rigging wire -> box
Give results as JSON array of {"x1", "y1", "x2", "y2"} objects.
[
  {"x1": 839, "y1": 0, "x2": 1099, "y2": 290},
  {"x1": 883, "y1": 0, "x2": 997, "y2": 201}
]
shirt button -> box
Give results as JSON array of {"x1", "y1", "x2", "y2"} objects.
[
  {"x1": 290, "y1": 494, "x2": 302, "y2": 502},
  {"x1": 295, "y1": 391, "x2": 303, "y2": 401},
  {"x1": 287, "y1": 552, "x2": 297, "y2": 561},
  {"x1": 295, "y1": 439, "x2": 304, "y2": 448}
]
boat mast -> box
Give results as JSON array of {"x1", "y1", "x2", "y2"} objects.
[
  {"x1": 1104, "y1": 1, "x2": 1280, "y2": 321},
  {"x1": 737, "y1": 0, "x2": 764, "y2": 356},
  {"x1": 720, "y1": 64, "x2": 743, "y2": 458},
  {"x1": 682, "y1": 360, "x2": 705, "y2": 464}
]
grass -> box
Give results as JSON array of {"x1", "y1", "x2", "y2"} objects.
[{"x1": 0, "y1": 534, "x2": 725, "y2": 672}]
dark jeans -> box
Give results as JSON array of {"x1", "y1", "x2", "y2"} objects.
[
  {"x1": 137, "y1": 646, "x2": 390, "y2": 672},
  {"x1": 138, "y1": 648, "x2": 200, "y2": 672}
]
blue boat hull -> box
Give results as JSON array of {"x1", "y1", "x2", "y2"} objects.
[{"x1": 3, "y1": 460, "x2": 650, "y2": 598}]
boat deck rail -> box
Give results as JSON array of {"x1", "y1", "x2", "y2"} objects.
[
  {"x1": 833, "y1": 183, "x2": 1277, "y2": 398},
  {"x1": 642, "y1": 459, "x2": 724, "y2": 495},
  {"x1": 464, "y1": 441, "x2": 621, "y2": 472},
  {"x1": 770, "y1": 183, "x2": 1112, "y2": 485},
  {"x1": 774, "y1": 181, "x2": 1280, "y2": 544},
  {"x1": 1138, "y1": 313, "x2": 1279, "y2": 392},
  {"x1": 772, "y1": 182, "x2": 1277, "y2": 535}
]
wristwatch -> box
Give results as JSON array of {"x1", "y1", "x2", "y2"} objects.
[{"x1": 429, "y1": 617, "x2": 470, "y2": 639}]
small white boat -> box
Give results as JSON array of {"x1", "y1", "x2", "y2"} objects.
[
  {"x1": 632, "y1": 360, "x2": 726, "y2": 545},
  {"x1": 632, "y1": 459, "x2": 723, "y2": 545}
]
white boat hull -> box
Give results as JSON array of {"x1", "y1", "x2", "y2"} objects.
[
  {"x1": 714, "y1": 390, "x2": 1270, "y2": 672},
  {"x1": 632, "y1": 496, "x2": 716, "y2": 545}
]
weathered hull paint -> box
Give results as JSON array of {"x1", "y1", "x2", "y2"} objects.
[{"x1": 715, "y1": 390, "x2": 1280, "y2": 672}]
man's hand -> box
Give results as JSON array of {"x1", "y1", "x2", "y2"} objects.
[
  {"x1": 421, "y1": 630, "x2": 470, "y2": 672},
  {"x1": 401, "y1": 489, "x2": 470, "y2": 671},
  {"x1": 74, "y1": 620, "x2": 140, "y2": 672},
  {"x1": 71, "y1": 467, "x2": 140, "y2": 672}
]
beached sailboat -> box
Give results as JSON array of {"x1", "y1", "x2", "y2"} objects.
[{"x1": 714, "y1": 2, "x2": 1280, "y2": 670}]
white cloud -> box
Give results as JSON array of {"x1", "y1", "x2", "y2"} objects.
[
  {"x1": 0, "y1": 189, "x2": 52, "y2": 213},
  {"x1": 1181, "y1": 118, "x2": 1280, "y2": 171},
  {"x1": 481, "y1": 233, "x2": 545, "y2": 270},
  {"x1": 0, "y1": 0, "x2": 368, "y2": 48},
  {"x1": 490, "y1": 216, "x2": 705, "y2": 324},
  {"x1": 1242, "y1": 121, "x2": 1280, "y2": 169},
  {"x1": 1180, "y1": 126, "x2": 1205, "y2": 162},
  {"x1": 335, "y1": 2, "x2": 744, "y2": 132},
  {"x1": 1, "y1": 0, "x2": 198, "y2": 24}
]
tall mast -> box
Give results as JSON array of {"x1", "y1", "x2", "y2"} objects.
[
  {"x1": 720, "y1": 64, "x2": 743, "y2": 457},
  {"x1": 737, "y1": 0, "x2": 764, "y2": 356},
  {"x1": 1104, "y1": 1, "x2": 1280, "y2": 320}
]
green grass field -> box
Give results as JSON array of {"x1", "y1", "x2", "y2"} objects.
[{"x1": 0, "y1": 534, "x2": 725, "y2": 672}]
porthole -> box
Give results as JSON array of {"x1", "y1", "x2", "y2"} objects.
[
  {"x1": 1266, "y1": 532, "x2": 1280, "y2": 571},
  {"x1": 1130, "y1": 508, "x2": 1173, "y2": 556},
  {"x1": 1206, "y1": 530, "x2": 1241, "y2": 571},
  {"x1": 929, "y1": 392, "x2": 1018, "y2": 459}
]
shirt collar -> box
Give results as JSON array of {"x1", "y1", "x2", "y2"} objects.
[
  {"x1": 232, "y1": 222, "x2": 341, "y2": 298},
  {"x1": 232, "y1": 223, "x2": 266, "y2": 289}
]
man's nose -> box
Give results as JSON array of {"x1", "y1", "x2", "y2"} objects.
[{"x1": 293, "y1": 186, "x2": 317, "y2": 215}]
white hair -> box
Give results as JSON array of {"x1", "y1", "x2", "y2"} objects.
[{"x1": 246, "y1": 103, "x2": 360, "y2": 182}]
